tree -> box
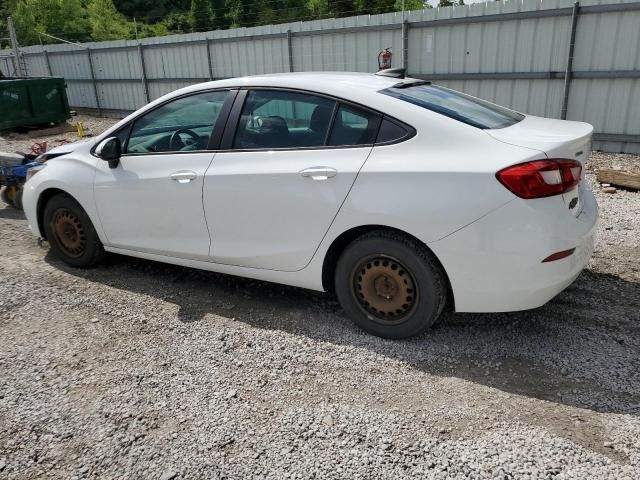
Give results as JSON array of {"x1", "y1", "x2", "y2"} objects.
[
  {"x1": 87, "y1": 0, "x2": 131, "y2": 41},
  {"x1": 306, "y1": 0, "x2": 329, "y2": 19},
  {"x1": 224, "y1": 0, "x2": 259, "y2": 28},
  {"x1": 211, "y1": 0, "x2": 228, "y2": 29},
  {"x1": 113, "y1": 0, "x2": 190, "y2": 21},
  {"x1": 6, "y1": 0, "x2": 436, "y2": 46},
  {"x1": 328, "y1": 0, "x2": 355, "y2": 17},
  {"x1": 395, "y1": 0, "x2": 430, "y2": 10},
  {"x1": 190, "y1": 0, "x2": 212, "y2": 32},
  {"x1": 12, "y1": 0, "x2": 91, "y2": 45},
  {"x1": 0, "y1": 0, "x2": 10, "y2": 48},
  {"x1": 137, "y1": 21, "x2": 169, "y2": 38},
  {"x1": 12, "y1": 0, "x2": 38, "y2": 45},
  {"x1": 161, "y1": 10, "x2": 191, "y2": 34}
]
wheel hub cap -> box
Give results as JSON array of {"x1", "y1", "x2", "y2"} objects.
[
  {"x1": 354, "y1": 257, "x2": 417, "y2": 320},
  {"x1": 51, "y1": 209, "x2": 86, "y2": 258}
]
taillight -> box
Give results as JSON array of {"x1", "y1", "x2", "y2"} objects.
[{"x1": 496, "y1": 159, "x2": 582, "y2": 199}]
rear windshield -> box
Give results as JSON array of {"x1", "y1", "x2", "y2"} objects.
[{"x1": 381, "y1": 83, "x2": 524, "y2": 130}]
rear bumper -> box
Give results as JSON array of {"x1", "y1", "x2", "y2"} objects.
[{"x1": 429, "y1": 188, "x2": 598, "y2": 313}]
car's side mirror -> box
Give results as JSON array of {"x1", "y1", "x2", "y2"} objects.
[{"x1": 95, "y1": 137, "x2": 122, "y2": 169}]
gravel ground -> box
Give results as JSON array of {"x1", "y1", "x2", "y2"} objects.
[
  {"x1": 0, "y1": 115, "x2": 119, "y2": 155},
  {"x1": 1, "y1": 120, "x2": 639, "y2": 479}
]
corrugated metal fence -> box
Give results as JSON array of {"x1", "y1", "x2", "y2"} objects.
[{"x1": 2, "y1": 0, "x2": 640, "y2": 153}]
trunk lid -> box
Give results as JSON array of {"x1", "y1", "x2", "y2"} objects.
[{"x1": 487, "y1": 115, "x2": 593, "y2": 216}]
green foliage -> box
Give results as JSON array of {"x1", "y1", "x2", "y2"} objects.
[
  {"x1": 190, "y1": 0, "x2": 212, "y2": 32},
  {"x1": 211, "y1": 0, "x2": 228, "y2": 29},
  {"x1": 4, "y1": 0, "x2": 435, "y2": 46},
  {"x1": 12, "y1": 0, "x2": 91, "y2": 44},
  {"x1": 87, "y1": 0, "x2": 130, "y2": 41},
  {"x1": 0, "y1": 0, "x2": 9, "y2": 48},
  {"x1": 137, "y1": 21, "x2": 169, "y2": 38},
  {"x1": 395, "y1": 0, "x2": 431, "y2": 10},
  {"x1": 161, "y1": 10, "x2": 191, "y2": 33}
]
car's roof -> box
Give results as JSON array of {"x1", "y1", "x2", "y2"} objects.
[
  {"x1": 169, "y1": 72, "x2": 417, "y2": 111},
  {"x1": 201, "y1": 72, "x2": 403, "y2": 94}
]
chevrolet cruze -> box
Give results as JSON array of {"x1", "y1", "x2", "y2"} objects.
[{"x1": 22, "y1": 70, "x2": 598, "y2": 338}]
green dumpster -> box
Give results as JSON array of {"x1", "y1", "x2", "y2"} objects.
[{"x1": 0, "y1": 77, "x2": 71, "y2": 130}]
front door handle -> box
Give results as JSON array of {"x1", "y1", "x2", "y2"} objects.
[
  {"x1": 299, "y1": 167, "x2": 337, "y2": 181},
  {"x1": 170, "y1": 170, "x2": 197, "y2": 183}
]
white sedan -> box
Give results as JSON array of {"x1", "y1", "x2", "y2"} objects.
[{"x1": 22, "y1": 70, "x2": 597, "y2": 338}]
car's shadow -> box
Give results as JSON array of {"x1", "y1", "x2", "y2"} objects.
[
  {"x1": 46, "y1": 250, "x2": 640, "y2": 417},
  {"x1": 0, "y1": 206, "x2": 25, "y2": 220}
]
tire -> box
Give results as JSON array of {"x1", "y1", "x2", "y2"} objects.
[
  {"x1": 1, "y1": 186, "x2": 17, "y2": 207},
  {"x1": 334, "y1": 230, "x2": 447, "y2": 339},
  {"x1": 13, "y1": 187, "x2": 23, "y2": 211},
  {"x1": 43, "y1": 194, "x2": 105, "y2": 268}
]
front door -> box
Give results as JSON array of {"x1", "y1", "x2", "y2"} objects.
[
  {"x1": 203, "y1": 89, "x2": 382, "y2": 271},
  {"x1": 94, "y1": 90, "x2": 230, "y2": 260}
]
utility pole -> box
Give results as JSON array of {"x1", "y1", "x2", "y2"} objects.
[{"x1": 8, "y1": 16, "x2": 26, "y2": 76}]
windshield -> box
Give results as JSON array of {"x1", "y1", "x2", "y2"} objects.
[{"x1": 381, "y1": 83, "x2": 524, "y2": 129}]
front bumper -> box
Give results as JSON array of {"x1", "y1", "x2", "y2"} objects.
[
  {"x1": 429, "y1": 188, "x2": 598, "y2": 313},
  {"x1": 21, "y1": 182, "x2": 43, "y2": 239}
]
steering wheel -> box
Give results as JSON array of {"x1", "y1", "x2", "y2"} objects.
[{"x1": 169, "y1": 128, "x2": 201, "y2": 151}]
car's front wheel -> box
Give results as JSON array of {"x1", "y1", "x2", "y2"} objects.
[
  {"x1": 334, "y1": 231, "x2": 447, "y2": 339},
  {"x1": 43, "y1": 194, "x2": 105, "y2": 268}
]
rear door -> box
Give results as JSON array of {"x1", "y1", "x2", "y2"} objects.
[{"x1": 203, "y1": 89, "x2": 381, "y2": 271}]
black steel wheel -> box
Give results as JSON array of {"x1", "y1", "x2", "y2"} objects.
[
  {"x1": 43, "y1": 194, "x2": 105, "y2": 268},
  {"x1": 335, "y1": 230, "x2": 447, "y2": 339},
  {"x1": 352, "y1": 255, "x2": 419, "y2": 325}
]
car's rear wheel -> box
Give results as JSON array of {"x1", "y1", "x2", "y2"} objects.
[
  {"x1": 43, "y1": 194, "x2": 105, "y2": 268},
  {"x1": 334, "y1": 230, "x2": 447, "y2": 339}
]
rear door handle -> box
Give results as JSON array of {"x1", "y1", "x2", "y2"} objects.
[
  {"x1": 299, "y1": 167, "x2": 337, "y2": 181},
  {"x1": 170, "y1": 170, "x2": 197, "y2": 183}
]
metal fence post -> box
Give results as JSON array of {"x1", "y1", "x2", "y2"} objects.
[
  {"x1": 287, "y1": 30, "x2": 294, "y2": 72},
  {"x1": 86, "y1": 47, "x2": 102, "y2": 114},
  {"x1": 561, "y1": 1, "x2": 580, "y2": 120},
  {"x1": 402, "y1": 19, "x2": 409, "y2": 71},
  {"x1": 42, "y1": 47, "x2": 52, "y2": 76},
  {"x1": 205, "y1": 38, "x2": 214, "y2": 80},
  {"x1": 8, "y1": 16, "x2": 25, "y2": 76},
  {"x1": 138, "y1": 43, "x2": 150, "y2": 104}
]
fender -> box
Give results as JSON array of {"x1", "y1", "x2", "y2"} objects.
[{"x1": 22, "y1": 140, "x2": 106, "y2": 243}]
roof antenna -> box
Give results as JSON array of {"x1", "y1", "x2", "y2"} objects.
[{"x1": 376, "y1": 68, "x2": 406, "y2": 79}]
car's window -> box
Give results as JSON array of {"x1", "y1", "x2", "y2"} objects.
[
  {"x1": 234, "y1": 90, "x2": 336, "y2": 149},
  {"x1": 126, "y1": 90, "x2": 228, "y2": 154},
  {"x1": 376, "y1": 118, "x2": 409, "y2": 144},
  {"x1": 328, "y1": 104, "x2": 381, "y2": 146},
  {"x1": 381, "y1": 83, "x2": 524, "y2": 129},
  {"x1": 111, "y1": 123, "x2": 132, "y2": 150}
]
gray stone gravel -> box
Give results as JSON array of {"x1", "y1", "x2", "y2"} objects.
[
  {"x1": 0, "y1": 119, "x2": 639, "y2": 478},
  {"x1": 0, "y1": 115, "x2": 119, "y2": 154}
]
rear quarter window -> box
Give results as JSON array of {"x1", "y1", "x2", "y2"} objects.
[
  {"x1": 376, "y1": 118, "x2": 410, "y2": 144},
  {"x1": 381, "y1": 83, "x2": 524, "y2": 130}
]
